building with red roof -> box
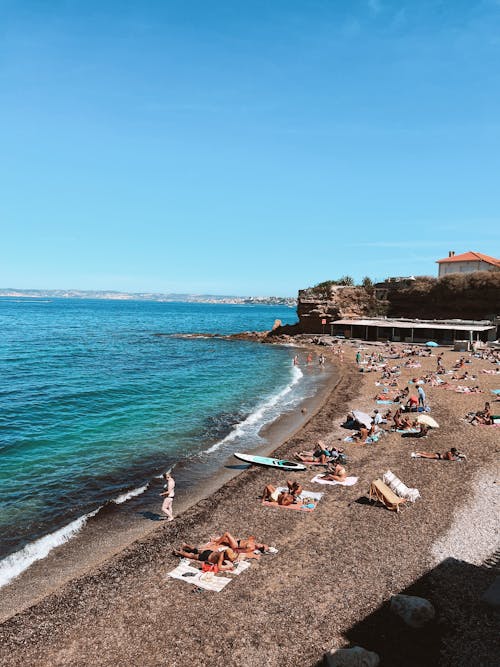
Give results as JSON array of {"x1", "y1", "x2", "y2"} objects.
[{"x1": 436, "y1": 251, "x2": 500, "y2": 278}]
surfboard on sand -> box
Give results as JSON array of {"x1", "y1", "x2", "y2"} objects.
[{"x1": 234, "y1": 453, "x2": 306, "y2": 471}]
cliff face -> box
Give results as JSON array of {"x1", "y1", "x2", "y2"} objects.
[
  {"x1": 295, "y1": 286, "x2": 383, "y2": 333},
  {"x1": 275, "y1": 272, "x2": 500, "y2": 336},
  {"x1": 386, "y1": 272, "x2": 500, "y2": 320}
]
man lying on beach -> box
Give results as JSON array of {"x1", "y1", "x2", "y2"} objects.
[
  {"x1": 411, "y1": 448, "x2": 466, "y2": 461},
  {"x1": 295, "y1": 441, "x2": 335, "y2": 464},
  {"x1": 172, "y1": 545, "x2": 237, "y2": 571}
]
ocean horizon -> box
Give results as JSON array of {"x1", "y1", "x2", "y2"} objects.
[{"x1": 0, "y1": 298, "x2": 326, "y2": 588}]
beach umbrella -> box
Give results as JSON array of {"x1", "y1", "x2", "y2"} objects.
[
  {"x1": 352, "y1": 410, "x2": 373, "y2": 428},
  {"x1": 425, "y1": 341, "x2": 438, "y2": 347},
  {"x1": 417, "y1": 414, "x2": 439, "y2": 428}
]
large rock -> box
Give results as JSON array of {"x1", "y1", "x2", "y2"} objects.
[
  {"x1": 325, "y1": 646, "x2": 380, "y2": 667},
  {"x1": 390, "y1": 594, "x2": 435, "y2": 628}
]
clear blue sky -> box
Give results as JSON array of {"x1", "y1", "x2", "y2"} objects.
[{"x1": 1, "y1": 1, "x2": 499, "y2": 296}]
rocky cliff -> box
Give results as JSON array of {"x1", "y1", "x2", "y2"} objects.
[{"x1": 271, "y1": 271, "x2": 500, "y2": 336}]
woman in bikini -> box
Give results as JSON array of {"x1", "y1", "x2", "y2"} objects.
[
  {"x1": 413, "y1": 447, "x2": 465, "y2": 461},
  {"x1": 211, "y1": 532, "x2": 270, "y2": 556},
  {"x1": 320, "y1": 463, "x2": 347, "y2": 482}
]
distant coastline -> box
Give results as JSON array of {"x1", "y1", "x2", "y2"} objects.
[{"x1": 0, "y1": 289, "x2": 296, "y2": 306}]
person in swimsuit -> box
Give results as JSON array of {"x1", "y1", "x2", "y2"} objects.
[
  {"x1": 160, "y1": 472, "x2": 175, "y2": 521},
  {"x1": 295, "y1": 441, "x2": 333, "y2": 464},
  {"x1": 320, "y1": 463, "x2": 347, "y2": 482},
  {"x1": 172, "y1": 545, "x2": 237, "y2": 571},
  {"x1": 262, "y1": 485, "x2": 296, "y2": 506},
  {"x1": 211, "y1": 532, "x2": 270, "y2": 555},
  {"x1": 412, "y1": 447, "x2": 465, "y2": 461}
]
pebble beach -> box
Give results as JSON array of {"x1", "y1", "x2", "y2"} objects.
[{"x1": 0, "y1": 342, "x2": 498, "y2": 667}]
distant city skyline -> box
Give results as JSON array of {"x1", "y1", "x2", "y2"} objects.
[{"x1": 1, "y1": 1, "x2": 499, "y2": 296}]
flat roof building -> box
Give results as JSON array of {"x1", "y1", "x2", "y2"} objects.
[{"x1": 331, "y1": 317, "x2": 496, "y2": 344}]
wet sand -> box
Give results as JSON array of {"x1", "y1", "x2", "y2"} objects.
[{"x1": 0, "y1": 343, "x2": 498, "y2": 666}]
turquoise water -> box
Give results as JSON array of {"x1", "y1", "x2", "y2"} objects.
[{"x1": 0, "y1": 299, "x2": 308, "y2": 564}]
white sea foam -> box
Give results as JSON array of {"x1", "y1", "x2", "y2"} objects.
[
  {"x1": 0, "y1": 507, "x2": 101, "y2": 589},
  {"x1": 112, "y1": 483, "x2": 149, "y2": 504},
  {"x1": 203, "y1": 366, "x2": 304, "y2": 454}
]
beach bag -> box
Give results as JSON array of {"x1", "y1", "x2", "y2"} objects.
[{"x1": 201, "y1": 562, "x2": 219, "y2": 574}]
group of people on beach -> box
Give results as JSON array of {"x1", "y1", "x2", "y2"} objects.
[{"x1": 167, "y1": 337, "x2": 497, "y2": 569}]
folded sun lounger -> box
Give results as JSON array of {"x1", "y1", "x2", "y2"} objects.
[
  {"x1": 368, "y1": 479, "x2": 406, "y2": 512},
  {"x1": 383, "y1": 470, "x2": 420, "y2": 502}
]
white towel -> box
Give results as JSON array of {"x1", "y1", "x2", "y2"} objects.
[
  {"x1": 167, "y1": 561, "x2": 232, "y2": 592},
  {"x1": 311, "y1": 474, "x2": 358, "y2": 486},
  {"x1": 276, "y1": 487, "x2": 323, "y2": 501},
  {"x1": 230, "y1": 560, "x2": 251, "y2": 576}
]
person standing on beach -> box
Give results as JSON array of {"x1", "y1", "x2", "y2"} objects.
[
  {"x1": 417, "y1": 384, "x2": 426, "y2": 410},
  {"x1": 293, "y1": 354, "x2": 299, "y2": 366},
  {"x1": 160, "y1": 472, "x2": 175, "y2": 521},
  {"x1": 356, "y1": 351, "x2": 361, "y2": 364}
]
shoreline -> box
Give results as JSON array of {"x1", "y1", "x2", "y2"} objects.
[
  {"x1": 0, "y1": 346, "x2": 339, "y2": 622},
  {"x1": 1, "y1": 343, "x2": 498, "y2": 666}
]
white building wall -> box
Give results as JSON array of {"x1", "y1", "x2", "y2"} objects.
[{"x1": 438, "y1": 260, "x2": 497, "y2": 277}]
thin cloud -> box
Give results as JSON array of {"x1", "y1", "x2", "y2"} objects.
[{"x1": 368, "y1": 0, "x2": 383, "y2": 15}]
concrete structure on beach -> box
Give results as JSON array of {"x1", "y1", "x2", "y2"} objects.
[{"x1": 330, "y1": 317, "x2": 497, "y2": 345}]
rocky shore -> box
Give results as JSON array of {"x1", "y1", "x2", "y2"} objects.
[{"x1": 0, "y1": 343, "x2": 498, "y2": 666}]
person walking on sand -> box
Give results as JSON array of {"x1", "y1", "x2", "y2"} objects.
[
  {"x1": 160, "y1": 471, "x2": 175, "y2": 521},
  {"x1": 356, "y1": 351, "x2": 361, "y2": 364}
]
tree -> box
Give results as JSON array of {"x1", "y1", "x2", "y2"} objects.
[
  {"x1": 362, "y1": 276, "x2": 373, "y2": 289},
  {"x1": 338, "y1": 275, "x2": 354, "y2": 286}
]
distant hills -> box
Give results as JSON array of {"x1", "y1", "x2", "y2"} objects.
[{"x1": 0, "y1": 289, "x2": 296, "y2": 306}]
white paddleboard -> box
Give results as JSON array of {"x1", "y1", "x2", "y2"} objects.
[{"x1": 234, "y1": 453, "x2": 306, "y2": 471}]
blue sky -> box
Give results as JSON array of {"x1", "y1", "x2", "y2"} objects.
[{"x1": 1, "y1": 1, "x2": 499, "y2": 296}]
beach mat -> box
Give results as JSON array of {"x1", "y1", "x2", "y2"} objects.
[
  {"x1": 167, "y1": 561, "x2": 233, "y2": 592},
  {"x1": 262, "y1": 488, "x2": 323, "y2": 512},
  {"x1": 311, "y1": 474, "x2": 358, "y2": 486}
]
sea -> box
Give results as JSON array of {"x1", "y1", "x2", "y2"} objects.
[{"x1": 0, "y1": 298, "x2": 328, "y2": 589}]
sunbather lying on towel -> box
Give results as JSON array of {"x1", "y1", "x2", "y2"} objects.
[
  {"x1": 320, "y1": 463, "x2": 347, "y2": 482},
  {"x1": 262, "y1": 485, "x2": 298, "y2": 506},
  {"x1": 412, "y1": 447, "x2": 466, "y2": 461},
  {"x1": 295, "y1": 441, "x2": 336, "y2": 464},
  {"x1": 211, "y1": 532, "x2": 270, "y2": 557},
  {"x1": 173, "y1": 545, "x2": 237, "y2": 570}
]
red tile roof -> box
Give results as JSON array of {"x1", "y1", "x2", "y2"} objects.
[{"x1": 437, "y1": 251, "x2": 500, "y2": 266}]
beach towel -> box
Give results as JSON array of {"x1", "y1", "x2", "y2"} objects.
[
  {"x1": 377, "y1": 399, "x2": 394, "y2": 405},
  {"x1": 491, "y1": 389, "x2": 500, "y2": 395},
  {"x1": 344, "y1": 433, "x2": 380, "y2": 444},
  {"x1": 228, "y1": 559, "x2": 251, "y2": 575},
  {"x1": 383, "y1": 470, "x2": 420, "y2": 502},
  {"x1": 167, "y1": 561, "x2": 233, "y2": 592},
  {"x1": 262, "y1": 488, "x2": 323, "y2": 512},
  {"x1": 395, "y1": 428, "x2": 420, "y2": 434},
  {"x1": 311, "y1": 474, "x2": 358, "y2": 486}
]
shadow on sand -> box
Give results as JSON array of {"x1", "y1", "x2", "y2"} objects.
[{"x1": 315, "y1": 556, "x2": 499, "y2": 666}]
